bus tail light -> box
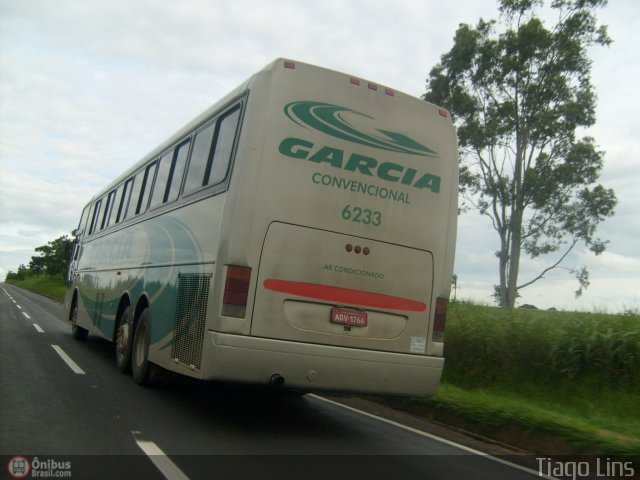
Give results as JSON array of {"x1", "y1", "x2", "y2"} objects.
[
  {"x1": 432, "y1": 297, "x2": 448, "y2": 342},
  {"x1": 222, "y1": 266, "x2": 251, "y2": 318}
]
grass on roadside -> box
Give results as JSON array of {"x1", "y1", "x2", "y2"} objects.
[
  {"x1": 388, "y1": 382, "x2": 640, "y2": 457},
  {"x1": 5, "y1": 274, "x2": 66, "y2": 301}
]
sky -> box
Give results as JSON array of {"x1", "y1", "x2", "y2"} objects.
[{"x1": 0, "y1": 0, "x2": 638, "y2": 312}]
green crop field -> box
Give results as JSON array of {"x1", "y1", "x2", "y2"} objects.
[{"x1": 444, "y1": 301, "x2": 639, "y2": 391}]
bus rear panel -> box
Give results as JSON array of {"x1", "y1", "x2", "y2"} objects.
[{"x1": 204, "y1": 59, "x2": 458, "y2": 396}]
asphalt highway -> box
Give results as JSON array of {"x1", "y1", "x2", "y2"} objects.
[{"x1": 0, "y1": 283, "x2": 543, "y2": 480}]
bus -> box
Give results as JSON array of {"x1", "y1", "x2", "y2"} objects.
[{"x1": 64, "y1": 58, "x2": 458, "y2": 396}]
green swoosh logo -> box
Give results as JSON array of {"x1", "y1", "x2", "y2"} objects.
[{"x1": 284, "y1": 101, "x2": 438, "y2": 157}]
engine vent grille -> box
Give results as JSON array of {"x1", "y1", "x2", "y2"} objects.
[{"x1": 171, "y1": 273, "x2": 211, "y2": 370}]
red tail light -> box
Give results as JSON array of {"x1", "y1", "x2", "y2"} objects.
[
  {"x1": 433, "y1": 297, "x2": 448, "y2": 342},
  {"x1": 222, "y1": 266, "x2": 251, "y2": 317}
]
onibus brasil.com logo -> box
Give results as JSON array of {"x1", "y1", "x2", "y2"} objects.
[{"x1": 7, "y1": 456, "x2": 72, "y2": 478}]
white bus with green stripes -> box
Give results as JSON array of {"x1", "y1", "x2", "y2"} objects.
[{"x1": 65, "y1": 58, "x2": 458, "y2": 396}]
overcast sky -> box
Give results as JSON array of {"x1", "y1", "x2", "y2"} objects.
[{"x1": 1, "y1": 0, "x2": 638, "y2": 312}]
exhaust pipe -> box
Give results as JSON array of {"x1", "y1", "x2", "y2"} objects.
[{"x1": 269, "y1": 374, "x2": 285, "y2": 387}]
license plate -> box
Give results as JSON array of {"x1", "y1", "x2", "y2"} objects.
[{"x1": 331, "y1": 307, "x2": 368, "y2": 327}]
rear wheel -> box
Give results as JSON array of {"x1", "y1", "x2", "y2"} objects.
[
  {"x1": 131, "y1": 308, "x2": 156, "y2": 385},
  {"x1": 115, "y1": 305, "x2": 133, "y2": 373},
  {"x1": 69, "y1": 299, "x2": 88, "y2": 341}
]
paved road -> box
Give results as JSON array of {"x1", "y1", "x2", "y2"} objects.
[{"x1": 1, "y1": 283, "x2": 542, "y2": 480}]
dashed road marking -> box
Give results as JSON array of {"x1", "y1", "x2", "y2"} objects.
[
  {"x1": 132, "y1": 432, "x2": 190, "y2": 480},
  {"x1": 51, "y1": 345, "x2": 85, "y2": 374}
]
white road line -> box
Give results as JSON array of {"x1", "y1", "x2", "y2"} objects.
[
  {"x1": 33, "y1": 324, "x2": 45, "y2": 333},
  {"x1": 310, "y1": 394, "x2": 555, "y2": 480},
  {"x1": 133, "y1": 433, "x2": 190, "y2": 480},
  {"x1": 22, "y1": 312, "x2": 31, "y2": 319},
  {"x1": 16, "y1": 304, "x2": 22, "y2": 309},
  {"x1": 51, "y1": 345, "x2": 85, "y2": 374}
]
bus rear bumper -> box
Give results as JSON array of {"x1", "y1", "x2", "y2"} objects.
[{"x1": 205, "y1": 331, "x2": 444, "y2": 397}]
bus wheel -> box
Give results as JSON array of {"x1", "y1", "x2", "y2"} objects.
[
  {"x1": 131, "y1": 308, "x2": 156, "y2": 385},
  {"x1": 115, "y1": 305, "x2": 133, "y2": 373},
  {"x1": 70, "y1": 299, "x2": 88, "y2": 341}
]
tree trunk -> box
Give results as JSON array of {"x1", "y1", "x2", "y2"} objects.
[
  {"x1": 506, "y1": 211, "x2": 523, "y2": 309},
  {"x1": 498, "y1": 233, "x2": 509, "y2": 308},
  {"x1": 506, "y1": 123, "x2": 525, "y2": 309}
]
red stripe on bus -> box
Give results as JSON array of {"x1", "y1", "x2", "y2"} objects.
[{"x1": 263, "y1": 279, "x2": 427, "y2": 312}]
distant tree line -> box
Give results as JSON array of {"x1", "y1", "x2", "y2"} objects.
[{"x1": 5, "y1": 235, "x2": 73, "y2": 281}]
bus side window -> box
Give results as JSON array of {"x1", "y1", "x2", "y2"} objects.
[
  {"x1": 138, "y1": 162, "x2": 157, "y2": 214},
  {"x1": 107, "y1": 185, "x2": 124, "y2": 228},
  {"x1": 77, "y1": 205, "x2": 90, "y2": 237},
  {"x1": 149, "y1": 152, "x2": 173, "y2": 209},
  {"x1": 88, "y1": 199, "x2": 103, "y2": 235},
  {"x1": 101, "y1": 190, "x2": 117, "y2": 231},
  {"x1": 126, "y1": 170, "x2": 146, "y2": 219},
  {"x1": 184, "y1": 122, "x2": 216, "y2": 194},
  {"x1": 207, "y1": 106, "x2": 241, "y2": 186},
  {"x1": 166, "y1": 140, "x2": 190, "y2": 203},
  {"x1": 117, "y1": 178, "x2": 134, "y2": 223}
]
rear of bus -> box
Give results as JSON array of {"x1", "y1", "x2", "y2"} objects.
[{"x1": 209, "y1": 59, "x2": 458, "y2": 396}]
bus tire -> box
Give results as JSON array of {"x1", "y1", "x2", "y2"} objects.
[
  {"x1": 131, "y1": 308, "x2": 155, "y2": 385},
  {"x1": 70, "y1": 299, "x2": 88, "y2": 341},
  {"x1": 115, "y1": 305, "x2": 133, "y2": 373}
]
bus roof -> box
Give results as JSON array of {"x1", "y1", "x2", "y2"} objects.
[{"x1": 85, "y1": 58, "x2": 445, "y2": 204}]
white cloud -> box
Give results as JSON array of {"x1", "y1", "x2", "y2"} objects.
[{"x1": 0, "y1": 171, "x2": 93, "y2": 232}]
